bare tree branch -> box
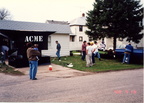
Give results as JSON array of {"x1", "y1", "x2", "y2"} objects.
[{"x1": 0, "y1": 8, "x2": 11, "y2": 20}]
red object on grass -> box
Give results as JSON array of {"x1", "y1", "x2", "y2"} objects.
[{"x1": 49, "y1": 67, "x2": 52, "y2": 71}]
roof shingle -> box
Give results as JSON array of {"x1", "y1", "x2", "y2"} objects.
[{"x1": 0, "y1": 20, "x2": 71, "y2": 34}]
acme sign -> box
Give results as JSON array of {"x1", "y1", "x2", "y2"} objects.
[{"x1": 25, "y1": 36, "x2": 43, "y2": 42}]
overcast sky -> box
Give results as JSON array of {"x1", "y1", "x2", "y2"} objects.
[
  {"x1": 0, "y1": 0, "x2": 95, "y2": 23},
  {"x1": 0, "y1": 0, "x2": 143, "y2": 23}
]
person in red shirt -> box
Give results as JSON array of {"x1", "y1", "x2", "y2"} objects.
[{"x1": 81, "y1": 41, "x2": 87, "y2": 61}]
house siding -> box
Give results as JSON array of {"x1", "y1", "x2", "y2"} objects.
[
  {"x1": 69, "y1": 14, "x2": 144, "y2": 50},
  {"x1": 42, "y1": 33, "x2": 70, "y2": 57},
  {"x1": 69, "y1": 25, "x2": 89, "y2": 51}
]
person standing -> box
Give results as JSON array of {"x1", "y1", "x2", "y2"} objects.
[
  {"x1": 26, "y1": 42, "x2": 40, "y2": 80},
  {"x1": 81, "y1": 41, "x2": 87, "y2": 61},
  {"x1": 56, "y1": 41, "x2": 61, "y2": 61},
  {"x1": 86, "y1": 42, "x2": 93, "y2": 67},
  {"x1": 122, "y1": 43, "x2": 133, "y2": 64},
  {"x1": 90, "y1": 42, "x2": 96, "y2": 64},
  {"x1": 93, "y1": 41, "x2": 101, "y2": 61},
  {"x1": 1, "y1": 42, "x2": 9, "y2": 64},
  {"x1": 100, "y1": 41, "x2": 106, "y2": 51}
]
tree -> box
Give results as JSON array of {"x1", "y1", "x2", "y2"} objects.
[
  {"x1": 86, "y1": 0, "x2": 143, "y2": 50},
  {"x1": 0, "y1": 8, "x2": 11, "y2": 20}
]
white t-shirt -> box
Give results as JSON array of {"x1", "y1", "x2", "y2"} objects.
[
  {"x1": 93, "y1": 44, "x2": 99, "y2": 53},
  {"x1": 100, "y1": 43, "x2": 106, "y2": 48},
  {"x1": 86, "y1": 45, "x2": 93, "y2": 55}
]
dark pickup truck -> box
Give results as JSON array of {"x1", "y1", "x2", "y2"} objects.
[{"x1": 115, "y1": 49, "x2": 143, "y2": 64}]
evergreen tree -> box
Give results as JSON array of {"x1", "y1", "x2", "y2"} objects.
[{"x1": 86, "y1": 0, "x2": 143, "y2": 50}]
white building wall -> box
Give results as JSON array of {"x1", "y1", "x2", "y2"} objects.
[
  {"x1": 70, "y1": 25, "x2": 89, "y2": 51},
  {"x1": 69, "y1": 14, "x2": 143, "y2": 51},
  {"x1": 104, "y1": 36, "x2": 143, "y2": 50},
  {"x1": 42, "y1": 33, "x2": 70, "y2": 57},
  {"x1": 116, "y1": 37, "x2": 144, "y2": 49}
]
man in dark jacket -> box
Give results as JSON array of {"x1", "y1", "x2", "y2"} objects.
[
  {"x1": 56, "y1": 41, "x2": 61, "y2": 61},
  {"x1": 122, "y1": 43, "x2": 133, "y2": 64},
  {"x1": 26, "y1": 42, "x2": 40, "y2": 80}
]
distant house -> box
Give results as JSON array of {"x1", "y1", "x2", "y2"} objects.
[
  {"x1": 69, "y1": 13, "x2": 143, "y2": 50},
  {"x1": 45, "y1": 20, "x2": 71, "y2": 57},
  {"x1": 69, "y1": 13, "x2": 89, "y2": 51},
  {"x1": 68, "y1": 13, "x2": 107, "y2": 50}
]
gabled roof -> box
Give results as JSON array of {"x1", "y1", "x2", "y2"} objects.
[
  {"x1": 69, "y1": 16, "x2": 86, "y2": 26},
  {"x1": 0, "y1": 20, "x2": 71, "y2": 34},
  {"x1": 46, "y1": 20, "x2": 69, "y2": 25}
]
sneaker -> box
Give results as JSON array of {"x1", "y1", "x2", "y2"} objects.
[{"x1": 32, "y1": 78, "x2": 37, "y2": 80}]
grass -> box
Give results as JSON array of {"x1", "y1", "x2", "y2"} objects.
[
  {"x1": 51, "y1": 55, "x2": 143, "y2": 72},
  {"x1": 0, "y1": 63, "x2": 24, "y2": 75}
]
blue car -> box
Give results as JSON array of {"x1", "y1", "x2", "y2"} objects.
[{"x1": 115, "y1": 49, "x2": 143, "y2": 64}]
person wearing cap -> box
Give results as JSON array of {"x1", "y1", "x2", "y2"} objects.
[
  {"x1": 122, "y1": 43, "x2": 133, "y2": 64},
  {"x1": 86, "y1": 42, "x2": 93, "y2": 67},
  {"x1": 90, "y1": 41, "x2": 96, "y2": 64}
]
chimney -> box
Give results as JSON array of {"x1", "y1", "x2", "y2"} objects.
[{"x1": 82, "y1": 13, "x2": 85, "y2": 17}]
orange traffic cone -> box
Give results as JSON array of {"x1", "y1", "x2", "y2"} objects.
[{"x1": 49, "y1": 65, "x2": 52, "y2": 71}]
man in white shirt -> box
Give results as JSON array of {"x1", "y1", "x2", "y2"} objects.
[
  {"x1": 86, "y1": 42, "x2": 93, "y2": 67},
  {"x1": 100, "y1": 41, "x2": 106, "y2": 51},
  {"x1": 93, "y1": 41, "x2": 101, "y2": 61}
]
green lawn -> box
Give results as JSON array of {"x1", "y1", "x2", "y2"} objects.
[{"x1": 51, "y1": 55, "x2": 143, "y2": 72}]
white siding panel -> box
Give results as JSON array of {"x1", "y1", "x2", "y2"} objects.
[
  {"x1": 42, "y1": 33, "x2": 70, "y2": 57},
  {"x1": 70, "y1": 26, "x2": 89, "y2": 51}
]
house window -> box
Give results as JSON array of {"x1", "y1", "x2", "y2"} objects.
[
  {"x1": 70, "y1": 36, "x2": 75, "y2": 42},
  {"x1": 79, "y1": 25, "x2": 83, "y2": 32},
  {"x1": 79, "y1": 36, "x2": 83, "y2": 42},
  {"x1": 48, "y1": 35, "x2": 51, "y2": 46}
]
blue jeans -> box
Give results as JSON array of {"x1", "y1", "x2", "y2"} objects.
[
  {"x1": 81, "y1": 51, "x2": 86, "y2": 60},
  {"x1": 56, "y1": 50, "x2": 60, "y2": 59},
  {"x1": 94, "y1": 52, "x2": 101, "y2": 59},
  {"x1": 29, "y1": 61, "x2": 38, "y2": 79},
  {"x1": 92, "y1": 53, "x2": 95, "y2": 63},
  {"x1": 122, "y1": 53, "x2": 130, "y2": 64}
]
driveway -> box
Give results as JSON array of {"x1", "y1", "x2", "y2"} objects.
[
  {"x1": 17, "y1": 63, "x2": 93, "y2": 78},
  {"x1": 0, "y1": 64, "x2": 143, "y2": 103}
]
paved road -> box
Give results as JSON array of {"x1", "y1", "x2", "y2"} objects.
[{"x1": 0, "y1": 69, "x2": 143, "y2": 103}]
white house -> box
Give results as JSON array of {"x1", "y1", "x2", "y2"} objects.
[
  {"x1": 69, "y1": 13, "x2": 89, "y2": 51},
  {"x1": 69, "y1": 13, "x2": 143, "y2": 50},
  {"x1": 69, "y1": 13, "x2": 109, "y2": 50},
  {"x1": 44, "y1": 20, "x2": 71, "y2": 57}
]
